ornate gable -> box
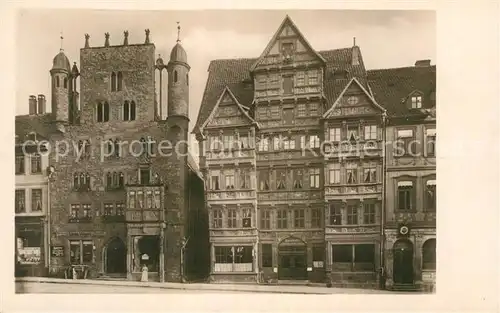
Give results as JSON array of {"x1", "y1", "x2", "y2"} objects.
[
  {"x1": 202, "y1": 87, "x2": 257, "y2": 129},
  {"x1": 324, "y1": 78, "x2": 386, "y2": 118},
  {"x1": 250, "y1": 15, "x2": 326, "y2": 71}
]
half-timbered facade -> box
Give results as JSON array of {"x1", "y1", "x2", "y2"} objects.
[{"x1": 194, "y1": 15, "x2": 436, "y2": 290}]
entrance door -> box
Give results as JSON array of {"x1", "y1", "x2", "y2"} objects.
[
  {"x1": 393, "y1": 239, "x2": 414, "y2": 284},
  {"x1": 106, "y1": 237, "x2": 126, "y2": 274},
  {"x1": 278, "y1": 240, "x2": 307, "y2": 280}
]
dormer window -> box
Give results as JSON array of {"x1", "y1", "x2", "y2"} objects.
[{"x1": 411, "y1": 95, "x2": 422, "y2": 109}]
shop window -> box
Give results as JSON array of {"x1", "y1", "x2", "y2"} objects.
[
  {"x1": 332, "y1": 244, "x2": 375, "y2": 272},
  {"x1": 422, "y1": 239, "x2": 436, "y2": 270},
  {"x1": 354, "y1": 244, "x2": 375, "y2": 271},
  {"x1": 261, "y1": 244, "x2": 273, "y2": 267},
  {"x1": 214, "y1": 246, "x2": 253, "y2": 272},
  {"x1": 17, "y1": 231, "x2": 41, "y2": 265},
  {"x1": 70, "y1": 240, "x2": 94, "y2": 265}
]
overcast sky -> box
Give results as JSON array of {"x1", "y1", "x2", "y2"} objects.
[{"x1": 16, "y1": 9, "x2": 435, "y2": 131}]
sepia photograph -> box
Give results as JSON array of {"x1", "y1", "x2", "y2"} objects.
[{"x1": 12, "y1": 9, "x2": 438, "y2": 295}]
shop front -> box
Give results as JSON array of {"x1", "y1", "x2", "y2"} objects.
[{"x1": 15, "y1": 216, "x2": 46, "y2": 277}]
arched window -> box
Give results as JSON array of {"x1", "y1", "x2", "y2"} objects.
[
  {"x1": 106, "y1": 139, "x2": 113, "y2": 155},
  {"x1": 114, "y1": 139, "x2": 121, "y2": 157},
  {"x1": 130, "y1": 101, "x2": 136, "y2": 121},
  {"x1": 111, "y1": 72, "x2": 116, "y2": 92},
  {"x1": 56, "y1": 76, "x2": 60, "y2": 88},
  {"x1": 119, "y1": 172, "x2": 124, "y2": 187},
  {"x1": 174, "y1": 70, "x2": 178, "y2": 83},
  {"x1": 117, "y1": 72, "x2": 123, "y2": 91},
  {"x1": 103, "y1": 101, "x2": 110, "y2": 122},
  {"x1": 73, "y1": 173, "x2": 79, "y2": 189},
  {"x1": 422, "y1": 239, "x2": 436, "y2": 270},
  {"x1": 97, "y1": 102, "x2": 103, "y2": 122},
  {"x1": 123, "y1": 101, "x2": 130, "y2": 121},
  {"x1": 106, "y1": 172, "x2": 112, "y2": 188},
  {"x1": 63, "y1": 77, "x2": 68, "y2": 89}
]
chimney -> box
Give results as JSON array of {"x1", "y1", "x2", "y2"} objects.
[
  {"x1": 352, "y1": 37, "x2": 360, "y2": 66},
  {"x1": 415, "y1": 59, "x2": 431, "y2": 67},
  {"x1": 37, "y1": 94, "x2": 46, "y2": 114},
  {"x1": 29, "y1": 95, "x2": 37, "y2": 115}
]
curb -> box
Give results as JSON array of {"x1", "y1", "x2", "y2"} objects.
[{"x1": 16, "y1": 277, "x2": 331, "y2": 294}]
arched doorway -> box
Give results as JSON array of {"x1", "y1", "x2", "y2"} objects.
[
  {"x1": 393, "y1": 239, "x2": 414, "y2": 284},
  {"x1": 278, "y1": 237, "x2": 307, "y2": 280},
  {"x1": 422, "y1": 239, "x2": 436, "y2": 270},
  {"x1": 105, "y1": 237, "x2": 126, "y2": 274}
]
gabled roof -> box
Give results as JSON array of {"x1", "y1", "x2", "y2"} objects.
[
  {"x1": 250, "y1": 15, "x2": 326, "y2": 72},
  {"x1": 367, "y1": 65, "x2": 436, "y2": 117},
  {"x1": 15, "y1": 113, "x2": 56, "y2": 142},
  {"x1": 193, "y1": 47, "x2": 367, "y2": 134},
  {"x1": 323, "y1": 77, "x2": 386, "y2": 118},
  {"x1": 199, "y1": 86, "x2": 259, "y2": 133}
]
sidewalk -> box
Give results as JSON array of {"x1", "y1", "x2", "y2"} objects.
[{"x1": 16, "y1": 277, "x2": 392, "y2": 294}]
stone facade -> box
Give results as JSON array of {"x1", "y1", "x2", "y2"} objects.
[{"x1": 16, "y1": 30, "x2": 210, "y2": 282}]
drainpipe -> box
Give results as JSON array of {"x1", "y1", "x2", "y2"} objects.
[
  {"x1": 47, "y1": 167, "x2": 53, "y2": 275},
  {"x1": 380, "y1": 112, "x2": 388, "y2": 289},
  {"x1": 160, "y1": 186, "x2": 165, "y2": 283}
]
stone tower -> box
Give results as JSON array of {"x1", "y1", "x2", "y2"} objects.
[
  {"x1": 50, "y1": 50, "x2": 71, "y2": 124},
  {"x1": 167, "y1": 40, "x2": 190, "y2": 131}
]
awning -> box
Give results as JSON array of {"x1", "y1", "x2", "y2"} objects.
[
  {"x1": 427, "y1": 180, "x2": 436, "y2": 186},
  {"x1": 426, "y1": 129, "x2": 436, "y2": 136},
  {"x1": 398, "y1": 181, "x2": 413, "y2": 187}
]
